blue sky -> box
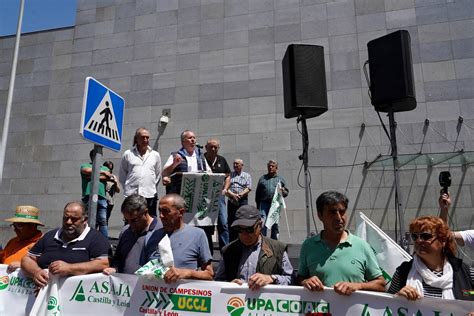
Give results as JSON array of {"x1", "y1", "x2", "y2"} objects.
[{"x1": 0, "y1": 0, "x2": 76, "y2": 37}]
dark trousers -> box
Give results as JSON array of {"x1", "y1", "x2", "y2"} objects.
[
  {"x1": 197, "y1": 225, "x2": 215, "y2": 256},
  {"x1": 217, "y1": 195, "x2": 229, "y2": 250},
  {"x1": 259, "y1": 200, "x2": 279, "y2": 240},
  {"x1": 146, "y1": 195, "x2": 158, "y2": 217},
  {"x1": 106, "y1": 203, "x2": 114, "y2": 223},
  {"x1": 228, "y1": 198, "x2": 248, "y2": 243}
]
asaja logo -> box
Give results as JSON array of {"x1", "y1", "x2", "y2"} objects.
[
  {"x1": 69, "y1": 280, "x2": 86, "y2": 302},
  {"x1": 47, "y1": 296, "x2": 59, "y2": 311},
  {"x1": 227, "y1": 297, "x2": 245, "y2": 316},
  {"x1": 0, "y1": 275, "x2": 9, "y2": 290}
]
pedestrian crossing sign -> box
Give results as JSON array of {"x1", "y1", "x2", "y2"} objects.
[{"x1": 80, "y1": 77, "x2": 125, "y2": 151}]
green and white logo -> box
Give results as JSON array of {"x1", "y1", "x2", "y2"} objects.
[
  {"x1": 141, "y1": 291, "x2": 171, "y2": 309},
  {"x1": 47, "y1": 296, "x2": 59, "y2": 311},
  {"x1": 227, "y1": 297, "x2": 245, "y2": 316},
  {"x1": 0, "y1": 275, "x2": 9, "y2": 290},
  {"x1": 69, "y1": 280, "x2": 86, "y2": 302}
]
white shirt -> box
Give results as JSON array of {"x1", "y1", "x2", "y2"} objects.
[
  {"x1": 119, "y1": 146, "x2": 162, "y2": 198},
  {"x1": 459, "y1": 230, "x2": 474, "y2": 249},
  {"x1": 54, "y1": 224, "x2": 91, "y2": 246},
  {"x1": 164, "y1": 149, "x2": 211, "y2": 173}
]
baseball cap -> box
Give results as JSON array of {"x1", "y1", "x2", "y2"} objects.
[{"x1": 231, "y1": 205, "x2": 260, "y2": 228}]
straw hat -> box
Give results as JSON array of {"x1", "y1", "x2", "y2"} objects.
[{"x1": 4, "y1": 205, "x2": 44, "y2": 226}]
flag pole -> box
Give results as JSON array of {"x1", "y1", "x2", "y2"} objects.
[
  {"x1": 283, "y1": 202, "x2": 291, "y2": 239},
  {"x1": 0, "y1": 0, "x2": 25, "y2": 183}
]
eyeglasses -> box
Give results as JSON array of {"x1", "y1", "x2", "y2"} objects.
[
  {"x1": 411, "y1": 232, "x2": 436, "y2": 242},
  {"x1": 234, "y1": 224, "x2": 258, "y2": 234},
  {"x1": 124, "y1": 212, "x2": 146, "y2": 224}
]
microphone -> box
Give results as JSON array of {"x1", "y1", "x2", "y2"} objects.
[{"x1": 196, "y1": 143, "x2": 204, "y2": 149}]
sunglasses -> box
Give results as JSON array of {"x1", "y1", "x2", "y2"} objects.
[
  {"x1": 10, "y1": 223, "x2": 26, "y2": 228},
  {"x1": 234, "y1": 224, "x2": 258, "y2": 234},
  {"x1": 411, "y1": 232, "x2": 436, "y2": 242}
]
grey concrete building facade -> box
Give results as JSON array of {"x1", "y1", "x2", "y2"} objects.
[{"x1": 1, "y1": 0, "x2": 474, "y2": 249}]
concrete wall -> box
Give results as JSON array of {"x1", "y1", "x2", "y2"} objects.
[{"x1": 1, "y1": 0, "x2": 474, "y2": 249}]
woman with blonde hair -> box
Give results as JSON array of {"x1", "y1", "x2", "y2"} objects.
[{"x1": 388, "y1": 216, "x2": 474, "y2": 301}]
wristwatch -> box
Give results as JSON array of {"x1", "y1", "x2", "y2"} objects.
[{"x1": 271, "y1": 275, "x2": 278, "y2": 284}]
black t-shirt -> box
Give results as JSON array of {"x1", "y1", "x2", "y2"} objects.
[
  {"x1": 205, "y1": 154, "x2": 231, "y2": 174},
  {"x1": 29, "y1": 227, "x2": 111, "y2": 269}
]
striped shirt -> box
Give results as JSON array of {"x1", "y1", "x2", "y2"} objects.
[
  {"x1": 229, "y1": 171, "x2": 252, "y2": 195},
  {"x1": 388, "y1": 266, "x2": 474, "y2": 298}
]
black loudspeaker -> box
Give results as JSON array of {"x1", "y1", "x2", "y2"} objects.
[
  {"x1": 282, "y1": 44, "x2": 328, "y2": 119},
  {"x1": 367, "y1": 30, "x2": 416, "y2": 112}
]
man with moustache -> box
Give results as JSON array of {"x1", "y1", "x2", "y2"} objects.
[
  {"x1": 297, "y1": 191, "x2": 385, "y2": 296},
  {"x1": 142, "y1": 194, "x2": 214, "y2": 283},
  {"x1": 21, "y1": 201, "x2": 110, "y2": 288},
  {"x1": 119, "y1": 127, "x2": 162, "y2": 217}
]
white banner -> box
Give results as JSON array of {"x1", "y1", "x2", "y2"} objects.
[
  {"x1": 180, "y1": 172, "x2": 225, "y2": 226},
  {"x1": 29, "y1": 273, "x2": 61, "y2": 316},
  {"x1": 0, "y1": 265, "x2": 36, "y2": 316},
  {"x1": 1, "y1": 266, "x2": 471, "y2": 316},
  {"x1": 265, "y1": 182, "x2": 286, "y2": 230},
  {"x1": 355, "y1": 212, "x2": 412, "y2": 285}
]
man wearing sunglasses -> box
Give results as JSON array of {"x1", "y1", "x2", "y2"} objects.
[
  {"x1": 1, "y1": 205, "x2": 44, "y2": 273},
  {"x1": 298, "y1": 191, "x2": 385, "y2": 296},
  {"x1": 215, "y1": 205, "x2": 293, "y2": 289},
  {"x1": 103, "y1": 194, "x2": 162, "y2": 275}
]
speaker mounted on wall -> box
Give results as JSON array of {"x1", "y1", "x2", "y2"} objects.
[
  {"x1": 282, "y1": 44, "x2": 328, "y2": 119},
  {"x1": 367, "y1": 30, "x2": 417, "y2": 113}
]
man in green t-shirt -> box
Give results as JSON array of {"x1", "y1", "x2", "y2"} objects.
[
  {"x1": 297, "y1": 191, "x2": 385, "y2": 296},
  {"x1": 80, "y1": 149, "x2": 111, "y2": 237}
]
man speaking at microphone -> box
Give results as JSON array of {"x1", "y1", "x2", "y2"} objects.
[
  {"x1": 162, "y1": 130, "x2": 214, "y2": 252},
  {"x1": 162, "y1": 130, "x2": 211, "y2": 193}
]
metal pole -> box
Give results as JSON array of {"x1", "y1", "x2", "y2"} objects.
[
  {"x1": 0, "y1": 0, "x2": 25, "y2": 183},
  {"x1": 88, "y1": 144, "x2": 103, "y2": 230},
  {"x1": 299, "y1": 117, "x2": 312, "y2": 237},
  {"x1": 388, "y1": 111, "x2": 409, "y2": 251}
]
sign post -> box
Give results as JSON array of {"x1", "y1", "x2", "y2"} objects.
[{"x1": 80, "y1": 77, "x2": 125, "y2": 231}]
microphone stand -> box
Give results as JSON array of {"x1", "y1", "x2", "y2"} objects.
[
  {"x1": 298, "y1": 115, "x2": 312, "y2": 238},
  {"x1": 388, "y1": 110, "x2": 409, "y2": 252},
  {"x1": 197, "y1": 146, "x2": 204, "y2": 172}
]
